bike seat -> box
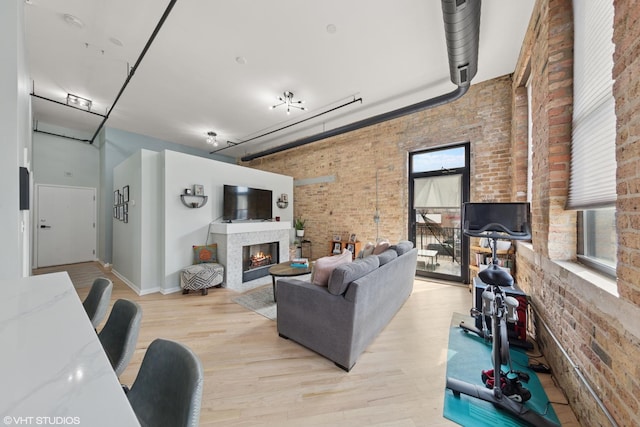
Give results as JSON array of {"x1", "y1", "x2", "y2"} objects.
[{"x1": 478, "y1": 264, "x2": 514, "y2": 287}]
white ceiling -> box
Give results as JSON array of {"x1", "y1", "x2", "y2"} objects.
[{"x1": 25, "y1": 0, "x2": 534, "y2": 159}]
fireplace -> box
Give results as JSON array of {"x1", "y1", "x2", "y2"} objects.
[{"x1": 242, "y1": 242, "x2": 279, "y2": 282}]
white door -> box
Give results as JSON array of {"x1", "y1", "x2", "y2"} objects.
[{"x1": 36, "y1": 185, "x2": 96, "y2": 267}]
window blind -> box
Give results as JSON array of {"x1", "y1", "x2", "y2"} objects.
[{"x1": 568, "y1": 0, "x2": 617, "y2": 209}]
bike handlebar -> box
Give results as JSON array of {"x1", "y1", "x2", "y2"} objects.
[{"x1": 463, "y1": 222, "x2": 532, "y2": 240}]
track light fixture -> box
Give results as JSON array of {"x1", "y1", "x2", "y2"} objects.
[
  {"x1": 270, "y1": 91, "x2": 306, "y2": 114},
  {"x1": 206, "y1": 131, "x2": 218, "y2": 147},
  {"x1": 66, "y1": 93, "x2": 92, "y2": 111}
]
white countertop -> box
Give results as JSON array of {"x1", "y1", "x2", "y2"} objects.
[{"x1": 0, "y1": 272, "x2": 140, "y2": 426}]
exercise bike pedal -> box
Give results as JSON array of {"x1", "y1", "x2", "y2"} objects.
[{"x1": 512, "y1": 370, "x2": 530, "y2": 382}]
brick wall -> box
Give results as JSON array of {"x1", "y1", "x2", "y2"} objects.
[
  {"x1": 512, "y1": 1, "x2": 640, "y2": 426},
  {"x1": 244, "y1": 76, "x2": 513, "y2": 260}
]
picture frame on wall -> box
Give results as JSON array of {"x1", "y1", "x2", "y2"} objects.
[
  {"x1": 349, "y1": 233, "x2": 357, "y2": 243},
  {"x1": 119, "y1": 205, "x2": 124, "y2": 221},
  {"x1": 332, "y1": 234, "x2": 341, "y2": 242},
  {"x1": 123, "y1": 213, "x2": 128, "y2": 224},
  {"x1": 114, "y1": 190, "x2": 120, "y2": 206},
  {"x1": 123, "y1": 185, "x2": 129, "y2": 202},
  {"x1": 124, "y1": 203, "x2": 128, "y2": 214},
  {"x1": 113, "y1": 206, "x2": 117, "y2": 219},
  {"x1": 346, "y1": 243, "x2": 355, "y2": 253},
  {"x1": 194, "y1": 184, "x2": 204, "y2": 196}
]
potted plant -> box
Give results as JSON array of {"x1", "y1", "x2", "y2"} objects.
[{"x1": 294, "y1": 217, "x2": 306, "y2": 237}]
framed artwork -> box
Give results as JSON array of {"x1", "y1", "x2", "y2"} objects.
[
  {"x1": 113, "y1": 206, "x2": 117, "y2": 219},
  {"x1": 332, "y1": 242, "x2": 341, "y2": 254},
  {"x1": 349, "y1": 233, "x2": 357, "y2": 243},
  {"x1": 119, "y1": 205, "x2": 124, "y2": 221},
  {"x1": 123, "y1": 213, "x2": 128, "y2": 224},
  {"x1": 123, "y1": 185, "x2": 129, "y2": 202},
  {"x1": 124, "y1": 203, "x2": 128, "y2": 214},
  {"x1": 114, "y1": 190, "x2": 120, "y2": 206},
  {"x1": 194, "y1": 184, "x2": 204, "y2": 196},
  {"x1": 346, "y1": 243, "x2": 355, "y2": 253},
  {"x1": 332, "y1": 234, "x2": 341, "y2": 242}
]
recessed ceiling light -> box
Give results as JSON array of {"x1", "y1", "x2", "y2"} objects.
[
  {"x1": 109, "y1": 37, "x2": 123, "y2": 47},
  {"x1": 326, "y1": 24, "x2": 337, "y2": 34},
  {"x1": 63, "y1": 13, "x2": 85, "y2": 29},
  {"x1": 235, "y1": 56, "x2": 247, "y2": 65}
]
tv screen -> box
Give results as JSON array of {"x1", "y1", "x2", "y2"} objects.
[
  {"x1": 223, "y1": 185, "x2": 272, "y2": 221},
  {"x1": 462, "y1": 202, "x2": 531, "y2": 237}
]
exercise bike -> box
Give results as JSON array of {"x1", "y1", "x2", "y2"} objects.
[{"x1": 446, "y1": 202, "x2": 559, "y2": 427}]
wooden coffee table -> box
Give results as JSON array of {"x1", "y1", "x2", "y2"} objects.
[{"x1": 269, "y1": 261, "x2": 312, "y2": 302}]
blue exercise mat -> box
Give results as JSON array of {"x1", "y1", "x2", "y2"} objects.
[{"x1": 443, "y1": 313, "x2": 560, "y2": 426}]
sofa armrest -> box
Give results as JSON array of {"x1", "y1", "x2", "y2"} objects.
[{"x1": 276, "y1": 278, "x2": 355, "y2": 368}]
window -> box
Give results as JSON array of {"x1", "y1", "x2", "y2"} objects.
[
  {"x1": 577, "y1": 208, "x2": 616, "y2": 277},
  {"x1": 571, "y1": 0, "x2": 617, "y2": 278},
  {"x1": 411, "y1": 146, "x2": 466, "y2": 173}
]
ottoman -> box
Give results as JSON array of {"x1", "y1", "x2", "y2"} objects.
[{"x1": 180, "y1": 262, "x2": 224, "y2": 295}]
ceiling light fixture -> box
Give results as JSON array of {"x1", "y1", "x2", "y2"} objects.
[
  {"x1": 206, "y1": 131, "x2": 218, "y2": 147},
  {"x1": 270, "y1": 91, "x2": 306, "y2": 114},
  {"x1": 66, "y1": 93, "x2": 92, "y2": 111}
]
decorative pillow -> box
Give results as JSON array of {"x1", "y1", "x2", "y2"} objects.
[
  {"x1": 361, "y1": 242, "x2": 376, "y2": 258},
  {"x1": 192, "y1": 244, "x2": 218, "y2": 264},
  {"x1": 392, "y1": 240, "x2": 414, "y2": 256},
  {"x1": 377, "y1": 248, "x2": 398, "y2": 266},
  {"x1": 311, "y1": 249, "x2": 352, "y2": 287},
  {"x1": 328, "y1": 255, "x2": 380, "y2": 295},
  {"x1": 373, "y1": 239, "x2": 390, "y2": 255}
]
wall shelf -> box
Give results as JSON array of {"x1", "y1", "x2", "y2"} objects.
[{"x1": 180, "y1": 194, "x2": 208, "y2": 208}]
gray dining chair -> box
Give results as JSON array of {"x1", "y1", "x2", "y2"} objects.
[
  {"x1": 127, "y1": 338, "x2": 203, "y2": 427},
  {"x1": 98, "y1": 299, "x2": 143, "y2": 377},
  {"x1": 82, "y1": 277, "x2": 113, "y2": 329}
]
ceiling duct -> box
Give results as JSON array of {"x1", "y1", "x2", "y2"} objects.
[
  {"x1": 442, "y1": 0, "x2": 481, "y2": 86},
  {"x1": 242, "y1": 0, "x2": 481, "y2": 162}
]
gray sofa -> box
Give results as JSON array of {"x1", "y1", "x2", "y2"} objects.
[{"x1": 276, "y1": 241, "x2": 418, "y2": 371}]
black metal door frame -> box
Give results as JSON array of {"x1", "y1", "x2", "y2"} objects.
[{"x1": 408, "y1": 142, "x2": 470, "y2": 283}]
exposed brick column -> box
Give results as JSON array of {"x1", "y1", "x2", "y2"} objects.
[
  {"x1": 613, "y1": 0, "x2": 640, "y2": 307},
  {"x1": 525, "y1": 0, "x2": 575, "y2": 260}
]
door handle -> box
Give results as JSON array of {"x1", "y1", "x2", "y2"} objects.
[{"x1": 40, "y1": 225, "x2": 52, "y2": 229}]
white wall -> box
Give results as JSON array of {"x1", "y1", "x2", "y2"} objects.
[
  {"x1": 112, "y1": 151, "x2": 143, "y2": 291},
  {"x1": 119, "y1": 150, "x2": 294, "y2": 293},
  {"x1": 99, "y1": 127, "x2": 235, "y2": 265},
  {"x1": 0, "y1": 0, "x2": 32, "y2": 279},
  {"x1": 112, "y1": 150, "x2": 162, "y2": 294},
  {"x1": 32, "y1": 125, "x2": 99, "y2": 188}
]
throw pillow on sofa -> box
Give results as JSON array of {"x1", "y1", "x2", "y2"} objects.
[
  {"x1": 360, "y1": 242, "x2": 376, "y2": 258},
  {"x1": 311, "y1": 249, "x2": 352, "y2": 287},
  {"x1": 373, "y1": 239, "x2": 390, "y2": 255},
  {"x1": 327, "y1": 255, "x2": 380, "y2": 295}
]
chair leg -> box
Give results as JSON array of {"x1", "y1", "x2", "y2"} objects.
[
  {"x1": 201, "y1": 288, "x2": 208, "y2": 296},
  {"x1": 182, "y1": 289, "x2": 189, "y2": 295}
]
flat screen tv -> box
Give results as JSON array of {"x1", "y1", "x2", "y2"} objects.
[
  {"x1": 223, "y1": 185, "x2": 272, "y2": 221},
  {"x1": 462, "y1": 202, "x2": 531, "y2": 239}
]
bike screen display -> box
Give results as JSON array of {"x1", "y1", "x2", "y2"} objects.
[{"x1": 463, "y1": 202, "x2": 531, "y2": 234}]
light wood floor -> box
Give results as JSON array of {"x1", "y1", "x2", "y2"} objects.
[{"x1": 34, "y1": 262, "x2": 579, "y2": 426}]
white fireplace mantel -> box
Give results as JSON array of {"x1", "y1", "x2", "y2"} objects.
[
  {"x1": 209, "y1": 221, "x2": 291, "y2": 291},
  {"x1": 209, "y1": 221, "x2": 291, "y2": 235}
]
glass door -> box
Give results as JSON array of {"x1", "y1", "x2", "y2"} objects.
[{"x1": 409, "y1": 144, "x2": 470, "y2": 283}]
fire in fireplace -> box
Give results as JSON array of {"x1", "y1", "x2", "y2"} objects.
[{"x1": 242, "y1": 242, "x2": 279, "y2": 282}]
